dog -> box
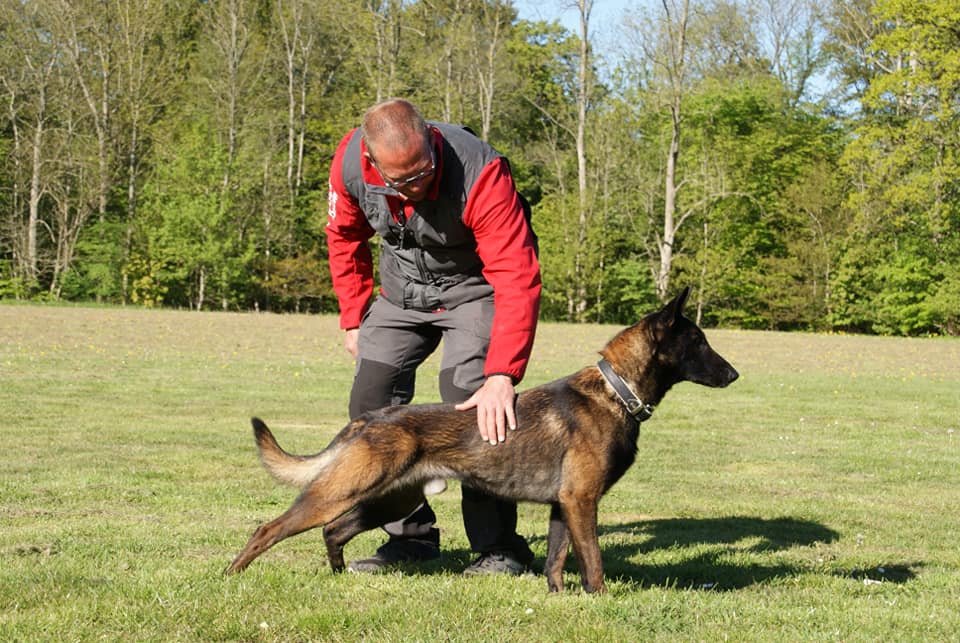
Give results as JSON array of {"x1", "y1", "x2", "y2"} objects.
[{"x1": 225, "y1": 287, "x2": 738, "y2": 593}]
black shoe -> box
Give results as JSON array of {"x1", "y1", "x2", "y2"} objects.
[
  {"x1": 463, "y1": 550, "x2": 530, "y2": 577},
  {"x1": 347, "y1": 529, "x2": 440, "y2": 573}
]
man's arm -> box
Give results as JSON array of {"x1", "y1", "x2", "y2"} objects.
[
  {"x1": 455, "y1": 157, "x2": 541, "y2": 445},
  {"x1": 326, "y1": 131, "x2": 376, "y2": 347}
]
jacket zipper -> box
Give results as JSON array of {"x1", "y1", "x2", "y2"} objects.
[{"x1": 396, "y1": 208, "x2": 431, "y2": 303}]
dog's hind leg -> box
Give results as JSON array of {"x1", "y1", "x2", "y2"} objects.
[
  {"x1": 225, "y1": 490, "x2": 360, "y2": 575},
  {"x1": 322, "y1": 485, "x2": 426, "y2": 572},
  {"x1": 544, "y1": 503, "x2": 570, "y2": 592},
  {"x1": 226, "y1": 428, "x2": 421, "y2": 574}
]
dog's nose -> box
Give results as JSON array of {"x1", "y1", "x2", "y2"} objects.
[{"x1": 725, "y1": 366, "x2": 739, "y2": 384}]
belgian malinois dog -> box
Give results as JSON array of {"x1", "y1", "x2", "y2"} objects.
[{"x1": 225, "y1": 287, "x2": 738, "y2": 593}]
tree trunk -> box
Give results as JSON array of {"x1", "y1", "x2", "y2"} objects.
[
  {"x1": 27, "y1": 102, "x2": 44, "y2": 285},
  {"x1": 655, "y1": 0, "x2": 689, "y2": 301},
  {"x1": 573, "y1": 0, "x2": 593, "y2": 321},
  {"x1": 658, "y1": 101, "x2": 680, "y2": 299},
  {"x1": 197, "y1": 266, "x2": 206, "y2": 311}
]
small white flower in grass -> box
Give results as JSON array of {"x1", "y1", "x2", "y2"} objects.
[
  {"x1": 260, "y1": 622, "x2": 269, "y2": 630},
  {"x1": 525, "y1": 608, "x2": 534, "y2": 615}
]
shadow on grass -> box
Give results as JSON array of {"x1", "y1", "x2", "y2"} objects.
[
  {"x1": 347, "y1": 515, "x2": 920, "y2": 592},
  {"x1": 576, "y1": 516, "x2": 916, "y2": 590},
  {"x1": 592, "y1": 515, "x2": 839, "y2": 590},
  {"x1": 600, "y1": 516, "x2": 824, "y2": 590},
  {"x1": 832, "y1": 564, "x2": 920, "y2": 585},
  {"x1": 508, "y1": 515, "x2": 909, "y2": 591}
]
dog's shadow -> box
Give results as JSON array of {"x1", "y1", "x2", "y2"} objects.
[
  {"x1": 433, "y1": 515, "x2": 918, "y2": 590},
  {"x1": 587, "y1": 515, "x2": 837, "y2": 590}
]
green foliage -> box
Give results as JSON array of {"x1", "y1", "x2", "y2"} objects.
[
  {"x1": 602, "y1": 256, "x2": 660, "y2": 322},
  {"x1": 832, "y1": 0, "x2": 960, "y2": 336},
  {"x1": 531, "y1": 192, "x2": 580, "y2": 320},
  {"x1": 667, "y1": 78, "x2": 845, "y2": 330},
  {"x1": 60, "y1": 221, "x2": 127, "y2": 302},
  {"x1": 928, "y1": 261, "x2": 960, "y2": 335},
  {"x1": 871, "y1": 253, "x2": 936, "y2": 336},
  {"x1": 255, "y1": 249, "x2": 333, "y2": 314},
  {"x1": 137, "y1": 117, "x2": 254, "y2": 309},
  {"x1": 125, "y1": 253, "x2": 168, "y2": 308},
  {"x1": 0, "y1": 0, "x2": 957, "y2": 335},
  {"x1": 0, "y1": 260, "x2": 27, "y2": 299}
]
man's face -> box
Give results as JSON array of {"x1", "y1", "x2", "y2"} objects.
[{"x1": 368, "y1": 140, "x2": 436, "y2": 203}]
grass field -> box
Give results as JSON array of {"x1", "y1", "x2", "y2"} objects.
[{"x1": 2, "y1": 303, "x2": 959, "y2": 641}]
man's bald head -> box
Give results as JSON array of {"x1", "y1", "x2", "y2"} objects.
[{"x1": 361, "y1": 99, "x2": 429, "y2": 160}]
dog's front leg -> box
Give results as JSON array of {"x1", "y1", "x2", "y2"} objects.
[
  {"x1": 558, "y1": 493, "x2": 606, "y2": 594},
  {"x1": 544, "y1": 503, "x2": 570, "y2": 592}
]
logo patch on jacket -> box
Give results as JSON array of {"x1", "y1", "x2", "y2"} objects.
[{"x1": 327, "y1": 182, "x2": 338, "y2": 220}]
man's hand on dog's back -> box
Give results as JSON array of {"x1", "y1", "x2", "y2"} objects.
[{"x1": 455, "y1": 374, "x2": 516, "y2": 446}]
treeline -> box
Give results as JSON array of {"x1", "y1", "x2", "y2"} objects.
[{"x1": 1, "y1": 0, "x2": 958, "y2": 335}]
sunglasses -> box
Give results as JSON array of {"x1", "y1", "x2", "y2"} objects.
[{"x1": 373, "y1": 146, "x2": 436, "y2": 190}]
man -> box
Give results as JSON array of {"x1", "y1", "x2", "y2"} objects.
[{"x1": 325, "y1": 98, "x2": 542, "y2": 575}]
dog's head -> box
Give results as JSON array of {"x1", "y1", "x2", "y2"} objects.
[
  {"x1": 652, "y1": 287, "x2": 738, "y2": 388},
  {"x1": 603, "y1": 287, "x2": 739, "y2": 394}
]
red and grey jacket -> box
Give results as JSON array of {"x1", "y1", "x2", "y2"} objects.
[{"x1": 326, "y1": 123, "x2": 541, "y2": 382}]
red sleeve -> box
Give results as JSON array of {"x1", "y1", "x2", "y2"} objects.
[
  {"x1": 463, "y1": 158, "x2": 542, "y2": 383},
  {"x1": 326, "y1": 130, "x2": 376, "y2": 329}
]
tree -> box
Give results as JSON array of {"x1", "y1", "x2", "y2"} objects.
[
  {"x1": 511, "y1": 3, "x2": 598, "y2": 321},
  {"x1": 138, "y1": 117, "x2": 255, "y2": 310},
  {"x1": 822, "y1": 0, "x2": 887, "y2": 107},
  {"x1": 834, "y1": 0, "x2": 960, "y2": 335},
  {"x1": 347, "y1": 0, "x2": 407, "y2": 102},
  {"x1": 0, "y1": 0, "x2": 59, "y2": 290},
  {"x1": 111, "y1": 0, "x2": 188, "y2": 302},
  {"x1": 50, "y1": 0, "x2": 116, "y2": 225},
  {"x1": 3, "y1": 0, "x2": 949, "y2": 336},
  {"x1": 570, "y1": 0, "x2": 595, "y2": 321},
  {"x1": 757, "y1": 0, "x2": 827, "y2": 105},
  {"x1": 623, "y1": 0, "x2": 693, "y2": 301},
  {"x1": 668, "y1": 75, "x2": 845, "y2": 329},
  {"x1": 471, "y1": 0, "x2": 517, "y2": 139}
]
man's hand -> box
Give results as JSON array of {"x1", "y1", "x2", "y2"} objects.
[
  {"x1": 455, "y1": 375, "x2": 517, "y2": 446},
  {"x1": 343, "y1": 328, "x2": 360, "y2": 359}
]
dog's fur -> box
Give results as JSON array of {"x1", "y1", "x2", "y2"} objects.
[{"x1": 225, "y1": 287, "x2": 738, "y2": 593}]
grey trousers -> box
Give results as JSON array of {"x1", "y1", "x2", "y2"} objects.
[{"x1": 348, "y1": 295, "x2": 528, "y2": 555}]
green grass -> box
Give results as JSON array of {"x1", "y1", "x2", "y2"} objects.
[{"x1": 2, "y1": 305, "x2": 959, "y2": 641}]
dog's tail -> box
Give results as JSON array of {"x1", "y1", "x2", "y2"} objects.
[{"x1": 251, "y1": 417, "x2": 336, "y2": 488}]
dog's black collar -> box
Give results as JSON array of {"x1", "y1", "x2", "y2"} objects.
[{"x1": 597, "y1": 359, "x2": 655, "y2": 423}]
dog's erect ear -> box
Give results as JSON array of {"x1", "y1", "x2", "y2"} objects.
[{"x1": 661, "y1": 286, "x2": 691, "y2": 325}]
